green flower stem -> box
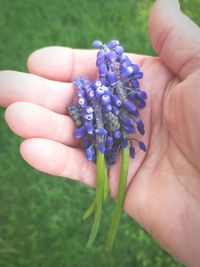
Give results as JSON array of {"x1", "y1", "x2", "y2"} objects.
[
  {"x1": 105, "y1": 145, "x2": 130, "y2": 251},
  {"x1": 83, "y1": 157, "x2": 108, "y2": 221},
  {"x1": 82, "y1": 199, "x2": 96, "y2": 220},
  {"x1": 103, "y1": 163, "x2": 109, "y2": 201},
  {"x1": 86, "y1": 150, "x2": 105, "y2": 248}
]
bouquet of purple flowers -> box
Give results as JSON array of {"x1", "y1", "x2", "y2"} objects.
[{"x1": 68, "y1": 40, "x2": 147, "y2": 250}]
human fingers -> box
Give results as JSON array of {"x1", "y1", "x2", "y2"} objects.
[
  {"x1": 27, "y1": 46, "x2": 149, "y2": 82},
  {"x1": 28, "y1": 47, "x2": 97, "y2": 82},
  {"x1": 0, "y1": 50, "x2": 148, "y2": 113},
  {"x1": 0, "y1": 70, "x2": 74, "y2": 114},
  {"x1": 149, "y1": 0, "x2": 200, "y2": 79},
  {"x1": 5, "y1": 102, "x2": 78, "y2": 147},
  {"x1": 20, "y1": 138, "x2": 96, "y2": 187}
]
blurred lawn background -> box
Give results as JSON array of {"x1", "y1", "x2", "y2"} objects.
[{"x1": 0, "y1": 0, "x2": 199, "y2": 266}]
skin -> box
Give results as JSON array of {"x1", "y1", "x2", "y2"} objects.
[{"x1": 0, "y1": 0, "x2": 200, "y2": 266}]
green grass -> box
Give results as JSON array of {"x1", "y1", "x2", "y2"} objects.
[{"x1": 0, "y1": 0, "x2": 199, "y2": 266}]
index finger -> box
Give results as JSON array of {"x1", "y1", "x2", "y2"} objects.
[
  {"x1": 27, "y1": 46, "x2": 147, "y2": 82},
  {"x1": 0, "y1": 48, "x2": 149, "y2": 114}
]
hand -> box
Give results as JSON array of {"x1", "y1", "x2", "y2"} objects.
[{"x1": 0, "y1": 0, "x2": 200, "y2": 266}]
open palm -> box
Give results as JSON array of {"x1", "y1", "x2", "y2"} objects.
[{"x1": 0, "y1": 0, "x2": 200, "y2": 266}]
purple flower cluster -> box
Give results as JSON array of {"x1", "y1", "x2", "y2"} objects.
[{"x1": 68, "y1": 40, "x2": 147, "y2": 165}]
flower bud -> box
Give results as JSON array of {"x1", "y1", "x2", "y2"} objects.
[
  {"x1": 113, "y1": 130, "x2": 121, "y2": 139},
  {"x1": 96, "y1": 128, "x2": 107, "y2": 135},
  {"x1": 134, "y1": 71, "x2": 143, "y2": 79},
  {"x1": 114, "y1": 45, "x2": 124, "y2": 55},
  {"x1": 97, "y1": 49, "x2": 106, "y2": 59},
  {"x1": 128, "y1": 92, "x2": 137, "y2": 101},
  {"x1": 111, "y1": 95, "x2": 122, "y2": 107},
  {"x1": 121, "y1": 65, "x2": 134, "y2": 77},
  {"x1": 86, "y1": 145, "x2": 95, "y2": 161},
  {"x1": 98, "y1": 142, "x2": 106, "y2": 153},
  {"x1": 131, "y1": 64, "x2": 140, "y2": 73},
  {"x1": 107, "y1": 154, "x2": 116, "y2": 165},
  {"x1": 112, "y1": 106, "x2": 120, "y2": 115},
  {"x1": 130, "y1": 79, "x2": 139, "y2": 89},
  {"x1": 136, "y1": 98, "x2": 146, "y2": 109},
  {"x1": 107, "y1": 40, "x2": 119, "y2": 48},
  {"x1": 85, "y1": 106, "x2": 93, "y2": 114},
  {"x1": 87, "y1": 89, "x2": 95, "y2": 99},
  {"x1": 74, "y1": 127, "x2": 86, "y2": 138},
  {"x1": 83, "y1": 139, "x2": 91, "y2": 149},
  {"x1": 92, "y1": 40, "x2": 103, "y2": 47},
  {"x1": 99, "y1": 63, "x2": 108, "y2": 77},
  {"x1": 100, "y1": 77, "x2": 107, "y2": 86},
  {"x1": 122, "y1": 117, "x2": 133, "y2": 127},
  {"x1": 102, "y1": 94, "x2": 111, "y2": 105},
  {"x1": 102, "y1": 104, "x2": 112, "y2": 113},
  {"x1": 137, "y1": 90, "x2": 147, "y2": 100},
  {"x1": 105, "y1": 136, "x2": 113, "y2": 148},
  {"x1": 136, "y1": 119, "x2": 145, "y2": 135},
  {"x1": 96, "y1": 86, "x2": 106, "y2": 97},
  {"x1": 84, "y1": 113, "x2": 93, "y2": 121},
  {"x1": 121, "y1": 137, "x2": 128, "y2": 148},
  {"x1": 85, "y1": 121, "x2": 94, "y2": 134},
  {"x1": 124, "y1": 100, "x2": 137, "y2": 113},
  {"x1": 78, "y1": 97, "x2": 87, "y2": 107},
  {"x1": 107, "y1": 51, "x2": 118, "y2": 62},
  {"x1": 107, "y1": 71, "x2": 117, "y2": 86},
  {"x1": 123, "y1": 125, "x2": 136, "y2": 134},
  {"x1": 138, "y1": 141, "x2": 146, "y2": 152},
  {"x1": 121, "y1": 56, "x2": 132, "y2": 68},
  {"x1": 77, "y1": 89, "x2": 85, "y2": 97},
  {"x1": 130, "y1": 146, "x2": 135, "y2": 158},
  {"x1": 96, "y1": 57, "x2": 104, "y2": 67}
]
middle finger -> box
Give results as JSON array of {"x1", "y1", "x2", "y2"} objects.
[
  {"x1": 5, "y1": 101, "x2": 79, "y2": 147},
  {"x1": 0, "y1": 70, "x2": 75, "y2": 114}
]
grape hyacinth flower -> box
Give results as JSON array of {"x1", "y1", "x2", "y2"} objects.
[{"x1": 67, "y1": 40, "x2": 147, "y2": 250}]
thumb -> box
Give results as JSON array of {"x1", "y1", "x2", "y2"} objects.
[{"x1": 149, "y1": 0, "x2": 200, "y2": 79}]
